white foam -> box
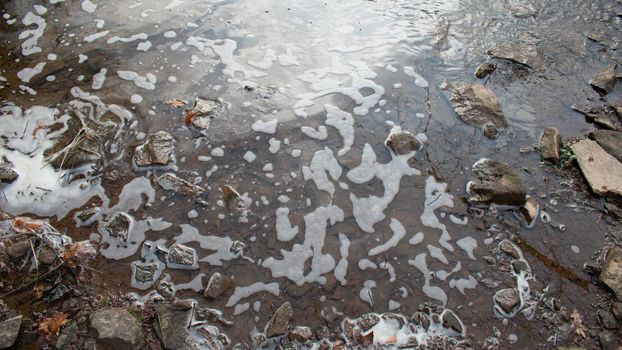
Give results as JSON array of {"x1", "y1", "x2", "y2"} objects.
[
  {"x1": 107, "y1": 33, "x2": 148, "y2": 44},
  {"x1": 456, "y1": 236, "x2": 477, "y2": 260},
  {"x1": 130, "y1": 94, "x2": 143, "y2": 104},
  {"x1": 379, "y1": 261, "x2": 397, "y2": 282},
  {"x1": 359, "y1": 280, "x2": 376, "y2": 306},
  {"x1": 137, "y1": 41, "x2": 152, "y2": 51},
  {"x1": 34, "y1": 5, "x2": 48, "y2": 15},
  {"x1": 421, "y1": 176, "x2": 455, "y2": 251},
  {"x1": 277, "y1": 48, "x2": 299, "y2": 66},
  {"x1": 211, "y1": 147, "x2": 224, "y2": 157},
  {"x1": 302, "y1": 147, "x2": 342, "y2": 196},
  {"x1": 117, "y1": 70, "x2": 156, "y2": 90},
  {"x1": 275, "y1": 207, "x2": 298, "y2": 241},
  {"x1": 251, "y1": 119, "x2": 278, "y2": 134},
  {"x1": 92, "y1": 68, "x2": 107, "y2": 90},
  {"x1": 334, "y1": 233, "x2": 350, "y2": 285},
  {"x1": 358, "y1": 259, "x2": 377, "y2": 270},
  {"x1": 234, "y1": 303, "x2": 250, "y2": 315},
  {"x1": 19, "y1": 12, "x2": 46, "y2": 56},
  {"x1": 427, "y1": 245, "x2": 449, "y2": 264},
  {"x1": 403, "y1": 66, "x2": 429, "y2": 88},
  {"x1": 243, "y1": 151, "x2": 256, "y2": 163},
  {"x1": 301, "y1": 126, "x2": 328, "y2": 140},
  {"x1": 174, "y1": 224, "x2": 243, "y2": 266},
  {"x1": 17, "y1": 62, "x2": 46, "y2": 83},
  {"x1": 325, "y1": 105, "x2": 354, "y2": 156},
  {"x1": 84, "y1": 30, "x2": 109, "y2": 42},
  {"x1": 368, "y1": 218, "x2": 406, "y2": 256},
  {"x1": 163, "y1": 30, "x2": 177, "y2": 38},
  {"x1": 81, "y1": 0, "x2": 97, "y2": 13},
  {"x1": 248, "y1": 49, "x2": 276, "y2": 70},
  {"x1": 408, "y1": 253, "x2": 448, "y2": 305},
  {"x1": 226, "y1": 282, "x2": 280, "y2": 307},
  {"x1": 409, "y1": 232, "x2": 424, "y2": 245}
]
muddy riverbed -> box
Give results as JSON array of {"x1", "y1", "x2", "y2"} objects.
[{"x1": 0, "y1": 0, "x2": 622, "y2": 349}]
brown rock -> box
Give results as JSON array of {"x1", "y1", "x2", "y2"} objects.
[
  {"x1": 89, "y1": 308, "x2": 145, "y2": 350},
  {"x1": 600, "y1": 247, "x2": 622, "y2": 301},
  {"x1": 449, "y1": 83, "x2": 508, "y2": 135},
  {"x1": 487, "y1": 43, "x2": 538, "y2": 68},
  {"x1": 288, "y1": 326, "x2": 313, "y2": 343},
  {"x1": 203, "y1": 272, "x2": 232, "y2": 299},
  {"x1": 571, "y1": 139, "x2": 622, "y2": 198},
  {"x1": 385, "y1": 131, "x2": 421, "y2": 156},
  {"x1": 494, "y1": 288, "x2": 521, "y2": 314},
  {"x1": 519, "y1": 196, "x2": 539, "y2": 226},
  {"x1": 539, "y1": 127, "x2": 562, "y2": 163},
  {"x1": 590, "y1": 65, "x2": 617, "y2": 95},
  {"x1": 475, "y1": 62, "x2": 496, "y2": 79},
  {"x1": 468, "y1": 159, "x2": 527, "y2": 206},
  {"x1": 589, "y1": 130, "x2": 622, "y2": 163},
  {"x1": 133, "y1": 131, "x2": 174, "y2": 168},
  {"x1": 264, "y1": 302, "x2": 294, "y2": 338},
  {"x1": 6, "y1": 238, "x2": 31, "y2": 259},
  {"x1": 157, "y1": 173, "x2": 205, "y2": 197}
]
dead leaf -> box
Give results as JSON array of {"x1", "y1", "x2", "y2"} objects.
[
  {"x1": 184, "y1": 110, "x2": 198, "y2": 126},
  {"x1": 38, "y1": 312, "x2": 69, "y2": 336},
  {"x1": 165, "y1": 98, "x2": 187, "y2": 107},
  {"x1": 570, "y1": 308, "x2": 587, "y2": 338},
  {"x1": 33, "y1": 285, "x2": 44, "y2": 299},
  {"x1": 11, "y1": 217, "x2": 44, "y2": 233}
]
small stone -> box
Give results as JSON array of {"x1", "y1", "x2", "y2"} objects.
[
  {"x1": 158, "y1": 173, "x2": 205, "y2": 197},
  {"x1": 89, "y1": 308, "x2": 145, "y2": 350},
  {"x1": 167, "y1": 243, "x2": 198, "y2": 269},
  {"x1": 441, "y1": 310, "x2": 463, "y2": 334},
  {"x1": 449, "y1": 83, "x2": 508, "y2": 132},
  {"x1": 599, "y1": 309, "x2": 619, "y2": 329},
  {"x1": 483, "y1": 124, "x2": 499, "y2": 140},
  {"x1": 487, "y1": 43, "x2": 538, "y2": 68},
  {"x1": 204, "y1": 272, "x2": 232, "y2": 299},
  {"x1": 611, "y1": 302, "x2": 622, "y2": 319},
  {"x1": 590, "y1": 66, "x2": 617, "y2": 95},
  {"x1": 599, "y1": 247, "x2": 622, "y2": 301},
  {"x1": 288, "y1": 326, "x2": 313, "y2": 343},
  {"x1": 157, "y1": 280, "x2": 176, "y2": 299},
  {"x1": 265, "y1": 302, "x2": 294, "y2": 338},
  {"x1": 511, "y1": 259, "x2": 530, "y2": 275},
  {"x1": 102, "y1": 212, "x2": 132, "y2": 242},
  {"x1": 190, "y1": 115, "x2": 210, "y2": 129},
  {"x1": 0, "y1": 166, "x2": 18, "y2": 183},
  {"x1": 571, "y1": 140, "x2": 622, "y2": 198},
  {"x1": 38, "y1": 246, "x2": 57, "y2": 265},
  {"x1": 6, "y1": 238, "x2": 31, "y2": 259},
  {"x1": 133, "y1": 131, "x2": 174, "y2": 168},
  {"x1": 598, "y1": 330, "x2": 618, "y2": 350},
  {"x1": 494, "y1": 288, "x2": 521, "y2": 314},
  {"x1": 356, "y1": 313, "x2": 381, "y2": 333},
  {"x1": 468, "y1": 159, "x2": 527, "y2": 206},
  {"x1": 475, "y1": 62, "x2": 496, "y2": 79},
  {"x1": 539, "y1": 127, "x2": 562, "y2": 163},
  {"x1": 55, "y1": 322, "x2": 78, "y2": 350},
  {"x1": 483, "y1": 255, "x2": 497, "y2": 265},
  {"x1": 155, "y1": 303, "x2": 193, "y2": 349},
  {"x1": 385, "y1": 131, "x2": 421, "y2": 156},
  {"x1": 194, "y1": 98, "x2": 220, "y2": 115},
  {"x1": 0, "y1": 315, "x2": 22, "y2": 350},
  {"x1": 132, "y1": 262, "x2": 158, "y2": 284},
  {"x1": 519, "y1": 196, "x2": 539, "y2": 226}
]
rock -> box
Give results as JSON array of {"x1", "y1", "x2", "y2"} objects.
[
  {"x1": 441, "y1": 310, "x2": 463, "y2": 334},
  {"x1": 482, "y1": 124, "x2": 499, "y2": 139},
  {"x1": 89, "y1": 308, "x2": 145, "y2": 350},
  {"x1": 166, "y1": 243, "x2": 198, "y2": 270},
  {"x1": 6, "y1": 238, "x2": 31, "y2": 259},
  {"x1": 155, "y1": 302, "x2": 194, "y2": 349},
  {"x1": 598, "y1": 330, "x2": 618, "y2": 350},
  {"x1": 356, "y1": 313, "x2": 381, "y2": 333},
  {"x1": 571, "y1": 140, "x2": 622, "y2": 198},
  {"x1": 599, "y1": 247, "x2": 622, "y2": 301},
  {"x1": 55, "y1": 322, "x2": 78, "y2": 350},
  {"x1": 204, "y1": 272, "x2": 232, "y2": 299},
  {"x1": 157, "y1": 173, "x2": 205, "y2": 197},
  {"x1": 512, "y1": 259, "x2": 530, "y2": 275},
  {"x1": 519, "y1": 196, "x2": 539, "y2": 226},
  {"x1": 487, "y1": 43, "x2": 538, "y2": 68},
  {"x1": 264, "y1": 302, "x2": 294, "y2": 338},
  {"x1": 494, "y1": 288, "x2": 521, "y2": 314},
  {"x1": 539, "y1": 127, "x2": 562, "y2": 163},
  {"x1": 194, "y1": 98, "x2": 221, "y2": 115},
  {"x1": 0, "y1": 165, "x2": 18, "y2": 184},
  {"x1": 449, "y1": 83, "x2": 507, "y2": 139},
  {"x1": 222, "y1": 185, "x2": 251, "y2": 221},
  {"x1": 385, "y1": 131, "x2": 421, "y2": 156},
  {"x1": 467, "y1": 159, "x2": 527, "y2": 206},
  {"x1": 589, "y1": 130, "x2": 622, "y2": 163},
  {"x1": 590, "y1": 66, "x2": 617, "y2": 95},
  {"x1": 132, "y1": 262, "x2": 159, "y2": 284},
  {"x1": 133, "y1": 131, "x2": 175, "y2": 168},
  {"x1": 475, "y1": 62, "x2": 496, "y2": 79},
  {"x1": 288, "y1": 326, "x2": 313, "y2": 343},
  {"x1": 411, "y1": 312, "x2": 430, "y2": 330},
  {"x1": 611, "y1": 302, "x2": 622, "y2": 319},
  {"x1": 599, "y1": 309, "x2": 619, "y2": 329},
  {"x1": 572, "y1": 103, "x2": 621, "y2": 131},
  {"x1": 38, "y1": 246, "x2": 57, "y2": 265},
  {"x1": 0, "y1": 315, "x2": 22, "y2": 350},
  {"x1": 102, "y1": 212, "x2": 132, "y2": 243}
]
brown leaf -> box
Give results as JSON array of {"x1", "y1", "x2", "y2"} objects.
[
  {"x1": 38, "y1": 312, "x2": 69, "y2": 336},
  {"x1": 33, "y1": 285, "x2": 44, "y2": 299},
  {"x1": 184, "y1": 110, "x2": 198, "y2": 126},
  {"x1": 165, "y1": 98, "x2": 187, "y2": 107},
  {"x1": 571, "y1": 308, "x2": 587, "y2": 338}
]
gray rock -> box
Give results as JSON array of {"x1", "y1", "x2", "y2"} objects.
[
  {"x1": 55, "y1": 322, "x2": 78, "y2": 350},
  {"x1": 0, "y1": 166, "x2": 18, "y2": 184},
  {"x1": 611, "y1": 302, "x2": 622, "y2": 319},
  {"x1": 385, "y1": 131, "x2": 421, "y2": 156},
  {"x1": 499, "y1": 240, "x2": 521, "y2": 259},
  {"x1": 0, "y1": 315, "x2": 22, "y2": 350},
  {"x1": 482, "y1": 124, "x2": 499, "y2": 139},
  {"x1": 599, "y1": 309, "x2": 619, "y2": 329},
  {"x1": 487, "y1": 43, "x2": 538, "y2": 68},
  {"x1": 598, "y1": 330, "x2": 618, "y2": 350},
  {"x1": 265, "y1": 302, "x2": 294, "y2": 338},
  {"x1": 572, "y1": 103, "x2": 621, "y2": 131},
  {"x1": 590, "y1": 66, "x2": 617, "y2": 95},
  {"x1": 133, "y1": 131, "x2": 174, "y2": 168},
  {"x1": 449, "y1": 83, "x2": 507, "y2": 139},
  {"x1": 589, "y1": 130, "x2": 622, "y2": 163},
  {"x1": 167, "y1": 243, "x2": 198, "y2": 270},
  {"x1": 204, "y1": 272, "x2": 232, "y2": 299},
  {"x1": 6, "y1": 238, "x2": 31, "y2": 259},
  {"x1": 600, "y1": 247, "x2": 622, "y2": 301},
  {"x1": 441, "y1": 310, "x2": 463, "y2": 334},
  {"x1": 89, "y1": 308, "x2": 145, "y2": 350},
  {"x1": 102, "y1": 212, "x2": 132, "y2": 243},
  {"x1": 475, "y1": 62, "x2": 496, "y2": 79},
  {"x1": 157, "y1": 173, "x2": 205, "y2": 197},
  {"x1": 132, "y1": 262, "x2": 158, "y2": 284},
  {"x1": 194, "y1": 98, "x2": 221, "y2": 115},
  {"x1": 511, "y1": 259, "x2": 530, "y2": 275},
  {"x1": 494, "y1": 288, "x2": 521, "y2": 314},
  {"x1": 571, "y1": 139, "x2": 622, "y2": 198},
  {"x1": 468, "y1": 159, "x2": 527, "y2": 206},
  {"x1": 539, "y1": 127, "x2": 562, "y2": 163},
  {"x1": 155, "y1": 302, "x2": 193, "y2": 349}
]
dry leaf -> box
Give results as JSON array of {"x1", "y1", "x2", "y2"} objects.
[
  {"x1": 570, "y1": 308, "x2": 587, "y2": 338},
  {"x1": 11, "y1": 217, "x2": 44, "y2": 233},
  {"x1": 184, "y1": 110, "x2": 198, "y2": 126},
  {"x1": 33, "y1": 285, "x2": 44, "y2": 299},
  {"x1": 165, "y1": 98, "x2": 187, "y2": 107},
  {"x1": 38, "y1": 312, "x2": 69, "y2": 336}
]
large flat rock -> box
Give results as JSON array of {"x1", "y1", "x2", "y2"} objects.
[
  {"x1": 589, "y1": 130, "x2": 622, "y2": 163},
  {"x1": 571, "y1": 139, "x2": 622, "y2": 197}
]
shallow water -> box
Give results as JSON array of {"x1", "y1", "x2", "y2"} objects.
[{"x1": 1, "y1": 0, "x2": 621, "y2": 348}]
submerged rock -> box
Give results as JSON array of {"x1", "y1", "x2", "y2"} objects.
[
  {"x1": 589, "y1": 130, "x2": 622, "y2": 163},
  {"x1": 155, "y1": 302, "x2": 193, "y2": 349},
  {"x1": 449, "y1": 83, "x2": 507, "y2": 139},
  {"x1": 0, "y1": 315, "x2": 22, "y2": 350},
  {"x1": 158, "y1": 173, "x2": 205, "y2": 197},
  {"x1": 441, "y1": 310, "x2": 463, "y2": 334},
  {"x1": 519, "y1": 196, "x2": 539, "y2": 227},
  {"x1": 6, "y1": 238, "x2": 31, "y2": 259},
  {"x1": 467, "y1": 159, "x2": 527, "y2": 206},
  {"x1": 133, "y1": 131, "x2": 175, "y2": 168},
  {"x1": 265, "y1": 302, "x2": 294, "y2": 338},
  {"x1": 102, "y1": 212, "x2": 132, "y2": 243},
  {"x1": 539, "y1": 127, "x2": 562, "y2": 163},
  {"x1": 222, "y1": 185, "x2": 251, "y2": 222},
  {"x1": 487, "y1": 43, "x2": 538, "y2": 68},
  {"x1": 288, "y1": 326, "x2": 313, "y2": 343},
  {"x1": 600, "y1": 247, "x2": 622, "y2": 301},
  {"x1": 571, "y1": 139, "x2": 622, "y2": 198},
  {"x1": 572, "y1": 103, "x2": 621, "y2": 131},
  {"x1": 167, "y1": 243, "x2": 199, "y2": 269},
  {"x1": 204, "y1": 272, "x2": 232, "y2": 299},
  {"x1": 590, "y1": 65, "x2": 617, "y2": 95},
  {"x1": 475, "y1": 62, "x2": 496, "y2": 79},
  {"x1": 385, "y1": 131, "x2": 421, "y2": 156},
  {"x1": 494, "y1": 288, "x2": 521, "y2": 315},
  {"x1": 89, "y1": 308, "x2": 145, "y2": 350},
  {"x1": 599, "y1": 330, "x2": 618, "y2": 350},
  {"x1": 499, "y1": 240, "x2": 521, "y2": 259}
]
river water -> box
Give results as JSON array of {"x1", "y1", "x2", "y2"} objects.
[{"x1": 1, "y1": 0, "x2": 621, "y2": 348}]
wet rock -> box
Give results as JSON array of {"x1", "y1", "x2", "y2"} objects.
[
  {"x1": 468, "y1": 159, "x2": 527, "y2": 206},
  {"x1": 356, "y1": 313, "x2": 381, "y2": 333},
  {"x1": 38, "y1": 245, "x2": 57, "y2": 265},
  {"x1": 89, "y1": 308, "x2": 145, "y2": 350},
  {"x1": 194, "y1": 98, "x2": 220, "y2": 115},
  {"x1": 494, "y1": 288, "x2": 521, "y2": 314},
  {"x1": 539, "y1": 127, "x2": 562, "y2": 163},
  {"x1": 599, "y1": 247, "x2": 622, "y2": 301},
  {"x1": 590, "y1": 66, "x2": 617, "y2": 95},
  {"x1": 482, "y1": 124, "x2": 499, "y2": 139},
  {"x1": 511, "y1": 260, "x2": 530, "y2": 275},
  {"x1": 571, "y1": 140, "x2": 622, "y2": 198},
  {"x1": 158, "y1": 173, "x2": 205, "y2": 197},
  {"x1": 441, "y1": 310, "x2": 463, "y2": 334},
  {"x1": 288, "y1": 326, "x2": 313, "y2": 343},
  {"x1": 449, "y1": 83, "x2": 507, "y2": 139},
  {"x1": 222, "y1": 185, "x2": 251, "y2": 222},
  {"x1": 265, "y1": 302, "x2": 294, "y2": 338},
  {"x1": 605, "y1": 202, "x2": 622, "y2": 219},
  {"x1": 589, "y1": 130, "x2": 622, "y2": 163},
  {"x1": 155, "y1": 301, "x2": 194, "y2": 349},
  {"x1": 0, "y1": 315, "x2": 22, "y2": 350},
  {"x1": 475, "y1": 62, "x2": 496, "y2": 79},
  {"x1": 133, "y1": 262, "x2": 158, "y2": 284},
  {"x1": 599, "y1": 309, "x2": 619, "y2": 329},
  {"x1": 166, "y1": 243, "x2": 198, "y2": 270},
  {"x1": 611, "y1": 302, "x2": 622, "y2": 319},
  {"x1": 519, "y1": 196, "x2": 539, "y2": 226},
  {"x1": 572, "y1": 103, "x2": 621, "y2": 131},
  {"x1": 204, "y1": 272, "x2": 232, "y2": 299},
  {"x1": 102, "y1": 212, "x2": 132, "y2": 242},
  {"x1": 487, "y1": 43, "x2": 538, "y2": 68},
  {"x1": 55, "y1": 322, "x2": 78, "y2": 350},
  {"x1": 385, "y1": 131, "x2": 421, "y2": 156},
  {"x1": 0, "y1": 165, "x2": 18, "y2": 184},
  {"x1": 598, "y1": 330, "x2": 618, "y2": 350},
  {"x1": 6, "y1": 238, "x2": 31, "y2": 259},
  {"x1": 157, "y1": 280, "x2": 176, "y2": 298},
  {"x1": 133, "y1": 131, "x2": 175, "y2": 168}
]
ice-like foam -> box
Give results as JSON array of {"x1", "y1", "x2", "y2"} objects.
[
  {"x1": 301, "y1": 126, "x2": 328, "y2": 140},
  {"x1": 17, "y1": 62, "x2": 46, "y2": 83},
  {"x1": 248, "y1": 49, "x2": 276, "y2": 70},
  {"x1": 358, "y1": 259, "x2": 377, "y2": 270},
  {"x1": 19, "y1": 12, "x2": 46, "y2": 56},
  {"x1": 117, "y1": 70, "x2": 156, "y2": 90},
  {"x1": 301, "y1": 147, "x2": 342, "y2": 197},
  {"x1": 427, "y1": 245, "x2": 449, "y2": 264},
  {"x1": 243, "y1": 151, "x2": 256, "y2": 163},
  {"x1": 409, "y1": 253, "x2": 448, "y2": 305},
  {"x1": 174, "y1": 224, "x2": 243, "y2": 266},
  {"x1": 107, "y1": 33, "x2": 148, "y2": 44},
  {"x1": 137, "y1": 41, "x2": 152, "y2": 51},
  {"x1": 277, "y1": 48, "x2": 299, "y2": 66},
  {"x1": 403, "y1": 66, "x2": 429, "y2": 88},
  {"x1": 368, "y1": 218, "x2": 406, "y2": 256},
  {"x1": 275, "y1": 207, "x2": 298, "y2": 241},
  {"x1": 456, "y1": 236, "x2": 477, "y2": 260},
  {"x1": 409, "y1": 232, "x2": 424, "y2": 245},
  {"x1": 251, "y1": 119, "x2": 278, "y2": 134},
  {"x1": 421, "y1": 176, "x2": 455, "y2": 251},
  {"x1": 92, "y1": 68, "x2": 107, "y2": 90},
  {"x1": 379, "y1": 261, "x2": 397, "y2": 282},
  {"x1": 325, "y1": 105, "x2": 354, "y2": 156},
  {"x1": 334, "y1": 233, "x2": 350, "y2": 285},
  {"x1": 226, "y1": 282, "x2": 280, "y2": 307},
  {"x1": 84, "y1": 30, "x2": 109, "y2": 42},
  {"x1": 81, "y1": 0, "x2": 97, "y2": 13},
  {"x1": 359, "y1": 280, "x2": 376, "y2": 306}
]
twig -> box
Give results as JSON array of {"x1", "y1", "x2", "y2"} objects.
[{"x1": 0, "y1": 261, "x2": 65, "y2": 298}]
